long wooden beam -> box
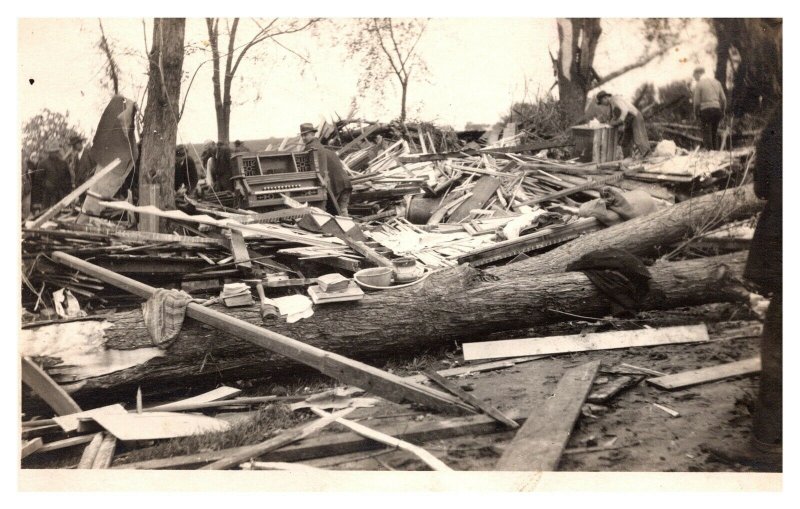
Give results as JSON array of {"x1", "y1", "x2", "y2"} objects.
[{"x1": 50, "y1": 251, "x2": 471, "y2": 414}]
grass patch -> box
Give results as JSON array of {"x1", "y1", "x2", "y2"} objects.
[{"x1": 112, "y1": 403, "x2": 307, "y2": 466}]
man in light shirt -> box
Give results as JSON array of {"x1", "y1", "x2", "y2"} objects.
[
  {"x1": 692, "y1": 66, "x2": 727, "y2": 150},
  {"x1": 596, "y1": 91, "x2": 651, "y2": 158}
]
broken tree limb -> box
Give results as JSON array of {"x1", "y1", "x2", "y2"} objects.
[
  {"x1": 52, "y1": 251, "x2": 749, "y2": 403},
  {"x1": 50, "y1": 251, "x2": 471, "y2": 415}
]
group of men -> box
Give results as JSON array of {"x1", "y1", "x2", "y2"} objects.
[
  {"x1": 23, "y1": 135, "x2": 95, "y2": 217},
  {"x1": 592, "y1": 66, "x2": 727, "y2": 157}
]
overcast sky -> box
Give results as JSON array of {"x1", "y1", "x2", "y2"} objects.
[{"x1": 18, "y1": 18, "x2": 715, "y2": 144}]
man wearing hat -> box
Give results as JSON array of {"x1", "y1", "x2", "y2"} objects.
[
  {"x1": 596, "y1": 91, "x2": 651, "y2": 158},
  {"x1": 693, "y1": 66, "x2": 727, "y2": 150},
  {"x1": 174, "y1": 144, "x2": 199, "y2": 194},
  {"x1": 36, "y1": 140, "x2": 72, "y2": 209},
  {"x1": 300, "y1": 123, "x2": 352, "y2": 215},
  {"x1": 66, "y1": 134, "x2": 96, "y2": 188}
]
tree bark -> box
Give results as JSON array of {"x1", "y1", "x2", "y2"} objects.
[
  {"x1": 58, "y1": 252, "x2": 749, "y2": 405},
  {"x1": 138, "y1": 18, "x2": 186, "y2": 233},
  {"x1": 557, "y1": 18, "x2": 600, "y2": 124}
]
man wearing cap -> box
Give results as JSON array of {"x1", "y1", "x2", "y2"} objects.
[
  {"x1": 596, "y1": 91, "x2": 651, "y2": 158},
  {"x1": 693, "y1": 66, "x2": 727, "y2": 150},
  {"x1": 300, "y1": 123, "x2": 352, "y2": 215},
  {"x1": 36, "y1": 141, "x2": 72, "y2": 208},
  {"x1": 66, "y1": 134, "x2": 96, "y2": 188}
]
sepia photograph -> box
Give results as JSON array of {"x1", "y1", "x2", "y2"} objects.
[{"x1": 14, "y1": 8, "x2": 785, "y2": 493}]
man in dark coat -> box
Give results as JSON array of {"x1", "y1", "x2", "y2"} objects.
[
  {"x1": 174, "y1": 145, "x2": 199, "y2": 194},
  {"x1": 300, "y1": 122, "x2": 352, "y2": 215},
  {"x1": 705, "y1": 107, "x2": 782, "y2": 471},
  {"x1": 37, "y1": 141, "x2": 72, "y2": 209},
  {"x1": 66, "y1": 134, "x2": 97, "y2": 188}
]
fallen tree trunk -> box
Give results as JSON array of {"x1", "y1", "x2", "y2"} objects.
[
  {"x1": 490, "y1": 184, "x2": 760, "y2": 277},
  {"x1": 54, "y1": 252, "x2": 749, "y2": 404}
]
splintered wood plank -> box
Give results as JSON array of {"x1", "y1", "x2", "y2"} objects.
[
  {"x1": 495, "y1": 360, "x2": 600, "y2": 471},
  {"x1": 647, "y1": 357, "x2": 761, "y2": 391},
  {"x1": 463, "y1": 325, "x2": 709, "y2": 361},
  {"x1": 587, "y1": 375, "x2": 642, "y2": 404},
  {"x1": 422, "y1": 369, "x2": 518, "y2": 429},
  {"x1": 150, "y1": 386, "x2": 242, "y2": 411},
  {"x1": 21, "y1": 357, "x2": 82, "y2": 416},
  {"x1": 228, "y1": 229, "x2": 252, "y2": 269},
  {"x1": 309, "y1": 407, "x2": 452, "y2": 471}
]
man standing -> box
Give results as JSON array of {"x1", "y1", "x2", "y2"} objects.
[
  {"x1": 596, "y1": 91, "x2": 650, "y2": 158},
  {"x1": 66, "y1": 134, "x2": 97, "y2": 188},
  {"x1": 693, "y1": 67, "x2": 727, "y2": 150},
  {"x1": 174, "y1": 144, "x2": 199, "y2": 194},
  {"x1": 37, "y1": 141, "x2": 72, "y2": 209},
  {"x1": 300, "y1": 123, "x2": 352, "y2": 216},
  {"x1": 705, "y1": 107, "x2": 781, "y2": 471}
]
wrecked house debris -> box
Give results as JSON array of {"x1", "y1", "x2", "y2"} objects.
[{"x1": 20, "y1": 97, "x2": 775, "y2": 474}]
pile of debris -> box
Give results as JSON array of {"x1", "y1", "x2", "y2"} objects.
[{"x1": 21, "y1": 113, "x2": 768, "y2": 473}]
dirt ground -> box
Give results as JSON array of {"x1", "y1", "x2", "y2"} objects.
[
  {"x1": 22, "y1": 305, "x2": 770, "y2": 473},
  {"x1": 284, "y1": 319, "x2": 764, "y2": 472}
]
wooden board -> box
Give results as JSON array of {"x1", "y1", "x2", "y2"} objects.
[
  {"x1": 53, "y1": 404, "x2": 127, "y2": 433},
  {"x1": 90, "y1": 411, "x2": 230, "y2": 441},
  {"x1": 422, "y1": 369, "x2": 518, "y2": 429},
  {"x1": 21, "y1": 438, "x2": 43, "y2": 459},
  {"x1": 150, "y1": 386, "x2": 242, "y2": 411},
  {"x1": 494, "y1": 360, "x2": 600, "y2": 471},
  {"x1": 447, "y1": 176, "x2": 501, "y2": 223},
  {"x1": 21, "y1": 356, "x2": 82, "y2": 416},
  {"x1": 35, "y1": 435, "x2": 96, "y2": 454},
  {"x1": 647, "y1": 357, "x2": 761, "y2": 391},
  {"x1": 228, "y1": 229, "x2": 252, "y2": 269},
  {"x1": 587, "y1": 375, "x2": 642, "y2": 404},
  {"x1": 463, "y1": 324, "x2": 710, "y2": 361}
]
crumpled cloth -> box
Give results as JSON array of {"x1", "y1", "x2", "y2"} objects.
[
  {"x1": 566, "y1": 248, "x2": 652, "y2": 312},
  {"x1": 142, "y1": 288, "x2": 194, "y2": 348}
]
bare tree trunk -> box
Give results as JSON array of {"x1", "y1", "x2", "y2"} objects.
[
  {"x1": 138, "y1": 18, "x2": 185, "y2": 233},
  {"x1": 556, "y1": 18, "x2": 602, "y2": 124},
  {"x1": 400, "y1": 80, "x2": 408, "y2": 123}
]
